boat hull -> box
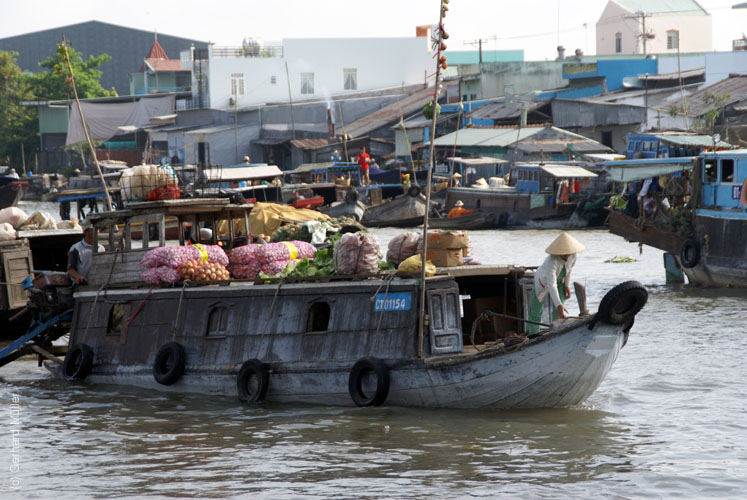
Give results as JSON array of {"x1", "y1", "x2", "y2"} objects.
[{"x1": 0, "y1": 181, "x2": 24, "y2": 210}]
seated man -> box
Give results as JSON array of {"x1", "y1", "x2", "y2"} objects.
[
  {"x1": 447, "y1": 200, "x2": 475, "y2": 218},
  {"x1": 67, "y1": 220, "x2": 105, "y2": 285}
]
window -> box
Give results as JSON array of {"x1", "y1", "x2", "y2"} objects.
[
  {"x1": 343, "y1": 68, "x2": 357, "y2": 90},
  {"x1": 107, "y1": 304, "x2": 124, "y2": 335},
  {"x1": 306, "y1": 302, "x2": 330, "y2": 332},
  {"x1": 667, "y1": 30, "x2": 679, "y2": 50},
  {"x1": 615, "y1": 33, "x2": 622, "y2": 53},
  {"x1": 206, "y1": 307, "x2": 229, "y2": 336},
  {"x1": 270, "y1": 75, "x2": 277, "y2": 84},
  {"x1": 301, "y1": 72, "x2": 314, "y2": 94},
  {"x1": 601, "y1": 131, "x2": 613, "y2": 148},
  {"x1": 230, "y1": 73, "x2": 245, "y2": 96},
  {"x1": 704, "y1": 159, "x2": 717, "y2": 183},
  {"x1": 721, "y1": 159, "x2": 735, "y2": 182}
]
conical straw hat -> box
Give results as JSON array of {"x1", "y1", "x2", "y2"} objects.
[{"x1": 545, "y1": 232, "x2": 585, "y2": 255}]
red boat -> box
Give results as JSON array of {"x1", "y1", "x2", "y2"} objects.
[{"x1": 291, "y1": 196, "x2": 324, "y2": 210}]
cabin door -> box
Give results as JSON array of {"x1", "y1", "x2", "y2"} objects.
[
  {"x1": 426, "y1": 287, "x2": 463, "y2": 355},
  {"x1": 1, "y1": 247, "x2": 33, "y2": 310}
]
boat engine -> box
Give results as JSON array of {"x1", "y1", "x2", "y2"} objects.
[{"x1": 24, "y1": 272, "x2": 74, "y2": 320}]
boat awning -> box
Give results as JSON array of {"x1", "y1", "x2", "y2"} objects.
[
  {"x1": 540, "y1": 165, "x2": 598, "y2": 178},
  {"x1": 203, "y1": 165, "x2": 283, "y2": 182},
  {"x1": 603, "y1": 158, "x2": 694, "y2": 182}
]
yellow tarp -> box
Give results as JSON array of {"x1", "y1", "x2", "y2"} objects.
[{"x1": 248, "y1": 202, "x2": 330, "y2": 238}]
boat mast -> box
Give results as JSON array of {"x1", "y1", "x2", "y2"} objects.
[
  {"x1": 59, "y1": 36, "x2": 113, "y2": 212},
  {"x1": 418, "y1": 0, "x2": 449, "y2": 357}
]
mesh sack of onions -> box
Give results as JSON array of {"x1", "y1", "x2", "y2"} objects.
[
  {"x1": 191, "y1": 262, "x2": 230, "y2": 281},
  {"x1": 256, "y1": 241, "x2": 315, "y2": 264},
  {"x1": 228, "y1": 244, "x2": 261, "y2": 265},
  {"x1": 140, "y1": 244, "x2": 228, "y2": 269},
  {"x1": 140, "y1": 266, "x2": 181, "y2": 285},
  {"x1": 386, "y1": 232, "x2": 420, "y2": 266},
  {"x1": 231, "y1": 260, "x2": 262, "y2": 279},
  {"x1": 334, "y1": 233, "x2": 380, "y2": 275},
  {"x1": 261, "y1": 259, "x2": 297, "y2": 276}
]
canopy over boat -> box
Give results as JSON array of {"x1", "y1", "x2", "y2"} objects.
[{"x1": 603, "y1": 157, "x2": 693, "y2": 182}]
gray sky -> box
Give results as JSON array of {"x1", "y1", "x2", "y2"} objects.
[{"x1": 1, "y1": 0, "x2": 744, "y2": 60}]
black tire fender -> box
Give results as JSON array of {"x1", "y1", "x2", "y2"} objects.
[
  {"x1": 237, "y1": 359, "x2": 269, "y2": 403},
  {"x1": 596, "y1": 281, "x2": 648, "y2": 326},
  {"x1": 407, "y1": 185, "x2": 422, "y2": 197},
  {"x1": 345, "y1": 190, "x2": 359, "y2": 204},
  {"x1": 64, "y1": 343, "x2": 94, "y2": 380},
  {"x1": 348, "y1": 357, "x2": 390, "y2": 407},
  {"x1": 153, "y1": 342, "x2": 186, "y2": 386},
  {"x1": 680, "y1": 238, "x2": 700, "y2": 268}
]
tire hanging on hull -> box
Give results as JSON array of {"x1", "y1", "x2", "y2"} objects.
[
  {"x1": 237, "y1": 359, "x2": 270, "y2": 403},
  {"x1": 153, "y1": 342, "x2": 186, "y2": 386},
  {"x1": 64, "y1": 343, "x2": 94, "y2": 380},
  {"x1": 348, "y1": 357, "x2": 390, "y2": 407}
]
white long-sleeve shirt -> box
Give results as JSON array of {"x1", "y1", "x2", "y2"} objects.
[{"x1": 533, "y1": 254, "x2": 576, "y2": 308}]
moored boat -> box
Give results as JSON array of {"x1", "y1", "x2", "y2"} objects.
[{"x1": 3, "y1": 198, "x2": 648, "y2": 409}]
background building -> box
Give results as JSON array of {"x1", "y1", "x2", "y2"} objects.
[
  {"x1": 0, "y1": 20, "x2": 208, "y2": 95},
  {"x1": 596, "y1": 0, "x2": 712, "y2": 56}
]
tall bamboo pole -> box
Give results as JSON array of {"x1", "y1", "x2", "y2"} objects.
[
  {"x1": 60, "y1": 36, "x2": 113, "y2": 211},
  {"x1": 417, "y1": 0, "x2": 448, "y2": 358}
]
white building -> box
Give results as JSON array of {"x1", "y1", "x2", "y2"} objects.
[
  {"x1": 182, "y1": 37, "x2": 432, "y2": 110},
  {"x1": 596, "y1": 0, "x2": 712, "y2": 56}
]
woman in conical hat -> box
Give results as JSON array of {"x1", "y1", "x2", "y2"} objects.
[{"x1": 526, "y1": 232, "x2": 585, "y2": 336}]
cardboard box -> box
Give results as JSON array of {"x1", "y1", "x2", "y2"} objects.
[
  {"x1": 426, "y1": 230, "x2": 469, "y2": 249},
  {"x1": 425, "y1": 248, "x2": 463, "y2": 267}
]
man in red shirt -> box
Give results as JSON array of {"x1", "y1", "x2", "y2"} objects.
[{"x1": 357, "y1": 146, "x2": 371, "y2": 186}]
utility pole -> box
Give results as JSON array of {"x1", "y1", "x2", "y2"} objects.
[
  {"x1": 633, "y1": 10, "x2": 649, "y2": 55},
  {"x1": 464, "y1": 36, "x2": 496, "y2": 63}
]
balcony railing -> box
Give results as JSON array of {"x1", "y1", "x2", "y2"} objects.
[{"x1": 211, "y1": 45, "x2": 283, "y2": 58}]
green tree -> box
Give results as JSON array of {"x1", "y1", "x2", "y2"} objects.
[
  {"x1": 0, "y1": 51, "x2": 37, "y2": 168},
  {"x1": 29, "y1": 44, "x2": 116, "y2": 100}
]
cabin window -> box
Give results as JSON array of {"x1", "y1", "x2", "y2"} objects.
[
  {"x1": 667, "y1": 30, "x2": 679, "y2": 50},
  {"x1": 721, "y1": 159, "x2": 735, "y2": 182},
  {"x1": 107, "y1": 304, "x2": 124, "y2": 335},
  {"x1": 301, "y1": 72, "x2": 314, "y2": 94},
  {"x1": 306, "y1": 302, "x2": 330, "y2": 333},
  {"x1": 344, "y1": 68, "x2": 357, "y2": 90},
  {"x1": 206, "y1": 307, "x2": 229, "y2": 336},
  {"x1": 704, "y1": 159, "x2": 717, "y2": 183},
  {"x1": 615, "y1": 33, "x2": 622, "y2": 53}
]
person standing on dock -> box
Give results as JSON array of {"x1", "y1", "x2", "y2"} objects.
[
  {"x1": 356, "y1": 146, "x2": 371, "y2": 186},
  {"x1": 527, "y1": 232, "x2": 585, "y2": 337},
  {"x1": 67, "y1": 220, "x2": 104, "y2": 286}
]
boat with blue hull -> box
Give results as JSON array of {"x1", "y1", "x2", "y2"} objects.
[{"x1": 605, "y1": 151, "x2": 747, "y2": 287}]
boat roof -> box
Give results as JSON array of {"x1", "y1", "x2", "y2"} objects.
[
  {"x1": 514, "y1": 163, "x2": 598, "y2": 178},
  {"x1": 449, "y1": 156, "x2": 508, "y2": 165},
  {"x1": 603, "y1": 157, "x2": 694, "y2": 182},
  {"x1": 203, "y1": 165, "x2": 283, "y2": 182}
]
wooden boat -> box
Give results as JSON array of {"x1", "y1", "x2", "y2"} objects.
[
  {"x1": 446, "y1": 162, "x2": 611, "y2": 229},
  {"x1": 363, "y1": 211, "x2": 497, "y2": 230},
  {"x1": 605, "y1": 153, "x2": 747, "y2": 287},
  {"x1": 0, "y1": 198, "x2": 648, "y2": 408},
  {"x1": 0, "y1": 179, "x2": 26, "y2": 210}
]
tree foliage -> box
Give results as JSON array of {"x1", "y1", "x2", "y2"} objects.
[
  {"x1": 0, "y1": 51, "x2": 37, "y2": 166},
  {"x1": 29, "y1": 43, "x2": 117, "y2": 100}
]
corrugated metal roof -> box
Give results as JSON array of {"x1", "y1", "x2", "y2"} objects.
[
  {"x1": 682, "y1": 75, "x2": 747, "y2": 117},
  {"x1": 432, "y1": 127, "x2": 544, "y2": 147},
  {"x1": 512, "y1": 140, "x2": 611, "y2": 154},
  {"x1": 652, "y1": 133, "x2": 731, "y2": 148},
  {"x1": 451, "y1": 156, "x2": 508, "y2": 165},
  {"x1": 290, "y1": 138, "x2": 330, "y2": 150},
  {"x1": 640, "y1": 68, "x2": 704, "y2": 80},
  {"x1": 343, "y1": 86, "x2": 434, "y2": 138},
  {"x1": 467, "y1": 100, "x2": 546, "y2": 120}
]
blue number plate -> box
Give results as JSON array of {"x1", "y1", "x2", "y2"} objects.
[{"x1": 374, "y1": 292, "x2": 412, "y2": 312}]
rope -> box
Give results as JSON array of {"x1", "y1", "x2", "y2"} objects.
[
  {"x1": 171, "y1": 281, "x2": 188, "y2": 341},
  {"x1": 255, "y1": 282, "x2": 282, "y2": 358},
  {"x1": 370, "y1": 272, "x2": 397, "y2": 334},
  {"x1": 126, "y1": 287, "x2": 153, "y2": 327}
]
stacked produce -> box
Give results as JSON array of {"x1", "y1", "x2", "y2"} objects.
[
  {"x1": 270, "y1": 216, "x2": 364, "y2": 243},
  {"x1": 386, "y1": 232, "x2": 420, "y2": 266},
  {"x1": 256, "y1": 241, "x2": 316, "y2": 277},
  {"x1": 139, "y1": 244, "x2": 229, "y2": 284},
  {"x1": 416, "y1": 230, "x2": 470, "y2": 267},
  {"x1": 228, "y1": 245, "x2": 262, "y2": 279},
  {"x1": 334, "y1": 233, "x2": 380, "y2": 275}
]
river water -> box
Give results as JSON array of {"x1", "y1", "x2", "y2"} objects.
[{"x1": 2, "y1": 201, "x2": 746, "y2": 499}]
